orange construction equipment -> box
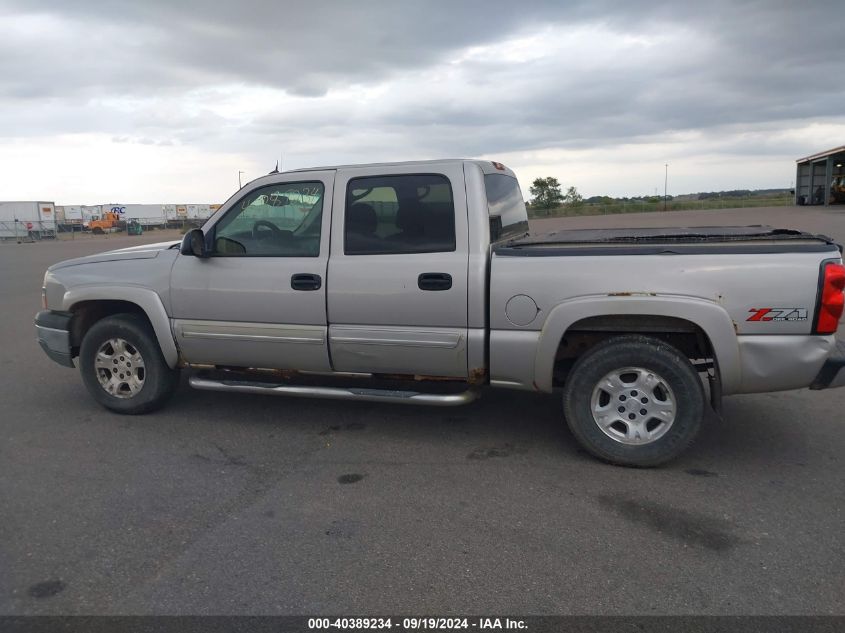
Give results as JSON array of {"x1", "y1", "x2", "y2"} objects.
[{"x1": 87, "y1": 211, "x2": 121, "y2": 234}]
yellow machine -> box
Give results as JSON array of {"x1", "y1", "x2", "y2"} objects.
[{"x1": 87, "y1": 211, "x2": 121, "y2": 234}]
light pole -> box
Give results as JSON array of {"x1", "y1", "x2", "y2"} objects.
[
  {"x1": 238, "y1": 171, "x2": 245, "y2": 189},
  {"x1": 663, "y1": 163, "x2": 668, "y2": 212}
]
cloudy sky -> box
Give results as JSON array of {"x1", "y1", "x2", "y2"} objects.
[{"x1": 1, "y1": 0, "x2": 843, "y2": 204}]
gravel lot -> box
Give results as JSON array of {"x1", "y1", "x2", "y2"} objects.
[{"x1": 1, "y1": 207, "x2": 843, "y2": 615}]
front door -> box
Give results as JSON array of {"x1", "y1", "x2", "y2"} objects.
[
  {"x1": 170, "y1": 172, "x2": 335, "y2": 371},
  {"x1": 327, "y1": 164, "x2": 470, "y2": 378}
]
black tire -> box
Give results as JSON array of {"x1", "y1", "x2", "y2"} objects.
[
  {"x1": 79, "y1": 313, "x2": 180, "y2": 414},
  {"x1": 562, "y1": 335, "x2": 704, "y2": 467}
]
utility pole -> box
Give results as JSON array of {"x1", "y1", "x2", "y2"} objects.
[
  {"x1": 664, "y1": 163, "x2": 668, "y2": 211},
  {"x1": 238, "y1": 171, "x2": 245, "y2": 189}
]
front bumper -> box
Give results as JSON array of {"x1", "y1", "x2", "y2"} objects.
[
  {"x1": 35, "y1": 310, "x2": 74, "y2": 368},
  {"x1": 810, "y1": 339, "x2": 845, "y2": 389}
]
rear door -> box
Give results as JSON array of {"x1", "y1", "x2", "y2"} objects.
[{"x1": 327, "y1": 163, "x2": 470, "y2": 377}]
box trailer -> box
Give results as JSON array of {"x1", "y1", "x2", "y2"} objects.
[
  {"x1": 185, "y1": 204, "x2": 217, "y2": 220},
  {"x1": 99, "y1": 204, "x2": 166, "y2": 228},
  {"x1": 0, "y1": 201, "x2": 56, "y2": 238},
  {"x1": 56, "y1": 206, "x2": 84, "y2": 222},
  {"x1": 164, "y1": 205, "x2": 189, "y2": 221},
  {"x1": 164, "y1": 203, "x2": 219, "y2": 227},
  {"x1": 80, "y1": 205, "x2": 103, "y2": 227}
]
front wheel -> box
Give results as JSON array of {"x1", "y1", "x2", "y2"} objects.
[
  {"x1": 562, "y1": 335, "x2": 705, "y2": 467},
  {"x1": 79, "y1": 314, "x2": 180, "y2": 414}
]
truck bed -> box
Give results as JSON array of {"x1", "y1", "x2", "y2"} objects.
[{"x1": 496, "y1": 226, "x2": 841, "y2": 256}]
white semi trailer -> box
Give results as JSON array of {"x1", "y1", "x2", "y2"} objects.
[
  {"x1": 0, "y1": 201, "x2": 56, "y2": 238},
  {"x1": 103, "y1": 203, "x2": 217, "y2": 227},
  {"x1": 164, "y1": 204, "x2": 220, "y2": 226},
  {"x1": 99, "y1": 204, "x2": 167, "y2": 227},
  {"x1": 56, "y1": 206, "x2": 84, "y2": 223}
]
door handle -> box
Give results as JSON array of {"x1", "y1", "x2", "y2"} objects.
[
  {"x1": 418, "y1": 272, "x2": 452, "y2": 291},
  {"x1": 291, "y1": 273, "x2": 322, "y2": 291}
]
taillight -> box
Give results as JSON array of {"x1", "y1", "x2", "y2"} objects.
[{"x1": 815, "y1": 260, "x2": 845, "y2": 334}]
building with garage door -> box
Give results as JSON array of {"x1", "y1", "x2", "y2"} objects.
[{"x1": 795, "y1": 145, "x2": 845, "y2": 206}]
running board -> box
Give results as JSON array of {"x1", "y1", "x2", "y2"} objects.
[{"x1": 188, "y1": 375, "x2": 480, "y2": 407}]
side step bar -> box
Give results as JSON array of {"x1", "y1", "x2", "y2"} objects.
[{"x1": 188, "y1": 376, "x2": 480, "y2": 407}]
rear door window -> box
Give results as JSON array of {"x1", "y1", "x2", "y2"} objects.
[{"x1": 344, "y1": 174, "x2": 456, "y2": 255}]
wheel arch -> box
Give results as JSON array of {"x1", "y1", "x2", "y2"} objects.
[
  {"x1": 533, "y1": 295, "x2": 741, "y2": 394},
  {"x1": 63, "y1": 287, "x2": 179, "y2": 368}
]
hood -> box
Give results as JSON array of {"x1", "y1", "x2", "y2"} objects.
[
  {"x1": 48, "y1": 240, "x2": 180, "y2": 271},
  {"x1": 101, "y1": 240, "x2": 181, "y2": 254}
]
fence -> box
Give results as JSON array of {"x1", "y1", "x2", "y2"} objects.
[
  {"x1": 0, "y1": 218, "x2": 207, "y2": 242},
  {"x1": 0, "y1": 220, "x2": 57, "y2": 241},
  {"x1": 527, "y1": 196, "x2": 795, "y2": 219}
]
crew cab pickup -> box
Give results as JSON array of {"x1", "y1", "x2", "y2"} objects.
[{"x1": 35, "y1": 159, "x2": 845, "y2": 466}]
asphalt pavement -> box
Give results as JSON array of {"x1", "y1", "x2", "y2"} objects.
[{"x1": 1, "y1": 208, "x2": 843, "y2": 615}]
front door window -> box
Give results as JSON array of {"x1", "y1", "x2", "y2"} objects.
[{"x1": 213, "y1": 181, "x2": 325, "y2": 257}]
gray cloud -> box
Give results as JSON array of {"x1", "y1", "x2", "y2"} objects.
[
  {"x1": 1, "y1": 0, "x2": 550, "y2": 98},
  {"x1": 0, "y1": 0, "x2": 842, "y2": 182}
]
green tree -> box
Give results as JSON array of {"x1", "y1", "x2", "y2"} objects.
[
  {"x1": 529, "y1": 177, "x2": 564, "y2": 210},
  {"x1": 564, "y1": 186, "x2": 583, "y2": 206}
]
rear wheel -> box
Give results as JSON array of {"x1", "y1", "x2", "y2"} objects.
[
  {"x1": 562, "y1": 335, "x2": 704, "y2": 467},
  {"x1": 79, "y1": 314, "x2": 179, "y2": 414}
]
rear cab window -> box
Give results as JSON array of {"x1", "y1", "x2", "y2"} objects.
[{"x1": 485, "y1": 173, "x2": 529, "y2": 243}]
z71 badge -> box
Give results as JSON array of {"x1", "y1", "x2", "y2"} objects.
[{"x1": 747, "y1": 308, "x2": 808, "y2": 322}]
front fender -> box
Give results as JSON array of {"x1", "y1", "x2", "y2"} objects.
[
  {"x1": 532, "y1": 294, "x2": 741, "y2": 394},
  {"x1": 61, "y1": 285, "x2": 179, "y2": 368}
]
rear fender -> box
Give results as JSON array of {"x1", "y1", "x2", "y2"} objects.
[{"x1": 533, "y1": 294, "x2": 741, "y2": 394}]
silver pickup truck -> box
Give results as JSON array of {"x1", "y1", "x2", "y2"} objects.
[{"x1": 35, "y1": 159, "x2": 845, "y2": 466}]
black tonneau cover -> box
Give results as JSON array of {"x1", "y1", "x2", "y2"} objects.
[{"x1": 496, "y1": 225, "x2": 841, "y2": 257}]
